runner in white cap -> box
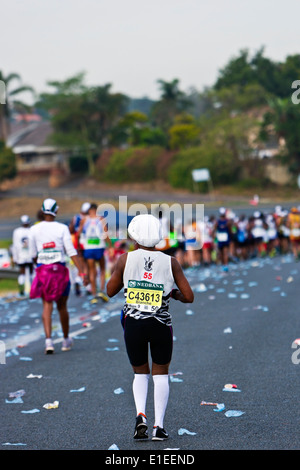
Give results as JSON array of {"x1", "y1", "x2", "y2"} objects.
[
  {"x1": 12, "y1": 215, "x2": 34, "y2": 296},
  {"x1": 77, "y1": 203, "x2": 112, "y2": 302},
  {"x1": 69, "y1": 202, "x2": 91, "y2": 295},
  {"x1": 106, "y1": 213, "x2": 194, "y2": 441},
  {"x1": 29, "y1": 198, "x2": 88, "y2": 354}
]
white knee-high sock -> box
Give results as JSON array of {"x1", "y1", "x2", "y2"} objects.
[
  {"x1": 153, "y1": 374, "x2": 169, "y2": 428},
  {"x1": 132, "y1": 374, "x2": 149, "y2": 417}
]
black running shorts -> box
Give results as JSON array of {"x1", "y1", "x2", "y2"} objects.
[{"x1": 123, "y1": 316, "x2": 173, "y2": 367}]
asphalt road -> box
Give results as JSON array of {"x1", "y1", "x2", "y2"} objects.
[{"x1": 1, "y1": 253, "x2": 300, "y2": 457}]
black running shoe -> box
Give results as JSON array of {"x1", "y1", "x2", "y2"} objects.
[
  {"x1": 152, "y1": 426, "x2": 169, "y2": 441},
  {"x1": 133, "y1": 414, "x2": 148, "y2": 440}
]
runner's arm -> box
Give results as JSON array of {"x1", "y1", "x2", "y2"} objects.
[
  {"x1": 100, "y1": 217, "x2": 113, "y2": 249},
  {"x1": 70, "y1": 254, "x2": 89, "y2": 285},
  {"x1": 171, "y1": 257, "x2": 194, "y2": 303},
  {"x1": 106, "y1": 253, "x2": 127, "y2": 297}
]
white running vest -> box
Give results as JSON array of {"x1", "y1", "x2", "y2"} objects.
[
  {"x1": 123, "y1": 249, "x2": 174, "y2": 326},
  {"x1": 81, "y1": 217, "x2": 106, "y2": 250}
]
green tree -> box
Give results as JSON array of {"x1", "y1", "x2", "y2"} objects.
[
  {"x1": 168, "y1": 113, "x2": 200, "y2": 150},
  {"x1": 0, "y1": 71, "x2": 34, "y2": 142},
  {"x1": 103, "y1": 146, "x2": 163, "y2": 182},
  {"x1": 110, "y1": 110, "x2": 168, "y2": 147},
  {"x1": 39, "y1": 73, "x2": 128, "y2": 176},
  {"x1": 151, "y1": 79, "x2": 191, "y2": 131},
  {"x1": 168, "y1": 111, "x2": 256, "y2": 189},
  {"x1": 0, "y1": 140, "x2": 16, "y2": 182},
  {"x1": 110, "y1": 110, "x2": 148, "y2": 146},
  {"x1": 260, "y1": 97, "x2": 300, "y2": 173},
  {"x1": 215, "y1": 47, "x2": 300, "y2": 100}
]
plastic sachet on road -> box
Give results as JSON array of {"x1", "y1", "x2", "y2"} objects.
[
  {"x1": 225, "y1": 410, "x2": 245, "y2": 417},
  {"x1": 170, "y1": 375, "x2": 183, "y2": 382},
  {"x1": 223, "y1": 383, "x2": 241, "y2": 392},
  {"x1": 169, "y1": 371, "x2": 183, "y2": 382},
  {"x1": 178, "y1": 428, "x2": 197, "y2": 436},
  {"x1": 200, "y1": 401, "x2": 225, "y2": 412},
  {"x1": 6, "y1": 389, "x2": 26, "y2": 404},
  {"x1": 108, "y1": 444, "x2": 119, "y2": 450},
  {"x1": 2, "y1": 442, "x2": 27, "y2": 446},
  {"x1": 185, "y1": 309, "x2": 194, "y2": 315},
  {"x1": 43, "y1": 401, "x2": 59, "y2": 409},
  {"x1": 9, "y1": 389, "x2": 25, "y2": 398},
  {"x1": 223, "y1": 327, "x2": 232, "y2": 333},
  {"x1": 21, "y1": 409, "x2": 40, "y2": 413},
  {"x1": 6, "y1": 397, "x2": 24, "y2": 404}
]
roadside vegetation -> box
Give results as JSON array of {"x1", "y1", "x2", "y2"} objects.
[{"x1": 1, "y1": 48, "x2": 300, "y2": 192}]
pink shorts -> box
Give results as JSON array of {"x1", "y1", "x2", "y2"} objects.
[{"x1": 30, "y1": 263, "x2": 70, "y2": 302}]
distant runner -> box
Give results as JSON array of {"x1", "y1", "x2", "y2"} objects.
[
  {"x1": 106, "y1": 214, "x2": 194, "y2": 441},
  {"x1": 69, "y1": 202, "x2": 91, "y2": 295},
  {"x1": 29, "y1": 198, "x2": 88, "y2": 354},
  {"x1": 78, "y1": 203, "x2": 112, "y2": 302},
  {"x1": 12, "y1": 215, "x2": 34, "y2": 296},
  {"x1": 287, "y1": 207, "x2": 300, "y2": 260},
  {"x1": 215, "y1": 207, "x2": 231, "y2": 270}
]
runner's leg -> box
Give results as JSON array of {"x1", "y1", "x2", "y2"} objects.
[
  {"x1": 152, "y1": 363, "x2": 170, "y2": 431},
  {"x1": 56, "y1": 295, "x2": 69, "y2": 339},
  {"x1": 42, "y1": 299, "x2": 53, "y2": 339},
  {"x1": 87, "y1": 258, "x2": 97, "y2": 295},
  {"x1": 99, "y1": 255, "x2": 106, "y2": 292}
]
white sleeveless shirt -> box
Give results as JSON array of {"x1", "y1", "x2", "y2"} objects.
[
  {"x1": 123, "y1": 249, "x2": 174, "y2": 326},
  {"x1": 81, "y1": 216, "x2": 106, "y2": 250}
]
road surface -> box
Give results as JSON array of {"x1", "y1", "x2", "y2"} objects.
[{"x1": 0, "y1": 253, "x2": 300, "y2": 458}]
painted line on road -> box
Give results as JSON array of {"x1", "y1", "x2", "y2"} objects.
[{"x1": 52, "y1": 326, "x2": 94, "y2": 345}]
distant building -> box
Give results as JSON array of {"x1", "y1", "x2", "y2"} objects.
[{"x1": 7, "y1": 118, "x2": 69, "y2": 175}]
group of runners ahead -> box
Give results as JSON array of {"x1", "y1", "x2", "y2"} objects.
[
  {"x1": 9, "y1": 198, "x2": 300, "y2": 442},
  {"x1": 160, "y1": 205, "x2": 300, "y2": 271}
]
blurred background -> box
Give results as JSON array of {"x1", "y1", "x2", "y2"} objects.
[
  {"x1": 1, "y1": 0, "x2": 300, "y2": 199},
  {"x1": 1, "y1": 0, "x2": 300, "y2": 289}
]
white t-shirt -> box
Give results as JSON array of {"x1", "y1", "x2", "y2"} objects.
[
  {"x1": 123, "y1": 248, "x2": 174, "y2": 326},
  {"x1": 197, "y1": 220, "x2": 212, "y2": 244},
  {"x1": 12, "y1": 226, "x2": 33, "y2": 264},
  {"x1": 29, "y1": 221, "x2": 77, "y2": 265}
]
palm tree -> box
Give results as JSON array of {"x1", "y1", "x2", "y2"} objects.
[
  {"x1": 0, "y1": 71, "x2": 35, "y2": 143},
  {"x1": 151, "y1": 79, "x2": 191, "y2": 131},
  {"x1": 260, "y1": 97, "x2": 300, "y2": 172}
]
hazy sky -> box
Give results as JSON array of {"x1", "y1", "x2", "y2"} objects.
[{"x1": 1, "y1": 0, "x2": 300, "y2": 102}]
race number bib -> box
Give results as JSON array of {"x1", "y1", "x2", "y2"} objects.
[
  {"x1": 291, "y1": 228, "x2": 300, "y2": 237},
  {"x1": 126, "y1": 280, "x2": 164, "y2": 312},
  {"x1": 37, "y1": 250, "x2": 62, "y2": 265},
  {"x1": 87, "y1": 237, "x2": 100, "y2": 246},
  {"x1": 217, "y1": 232, "x2": 228, "y2": 242}
]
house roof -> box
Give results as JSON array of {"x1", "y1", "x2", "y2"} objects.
[{"x1": 7, "y1": 121, "x2": 54, "y2": 152}]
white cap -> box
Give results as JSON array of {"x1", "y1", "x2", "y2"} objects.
[
  {"x1": 219, "y1": 207, "x2": 226, "y2": 215},
  {"x1": 42, "y1": 198, "x2": 59, "y2": 217},
  {"x1": 20, "y1": 215, "x2": 30, "y2": 225},
  {"x1": 81, "y1": 202, "x2": 91, "y2": 213},
  {"x1": 128, "y1": 214, "x2": 162, "y2": 247}
]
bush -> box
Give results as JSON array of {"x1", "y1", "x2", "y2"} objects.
[
  {"x1": 0, "y1": 141, "x2": 16, "y2": 182},
  {"x1": 168, "y1": 146, "x2": 241, "y2": 190},
  {"x1": 103, "y1": 146, "x2": 165, "y2": 183}
]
